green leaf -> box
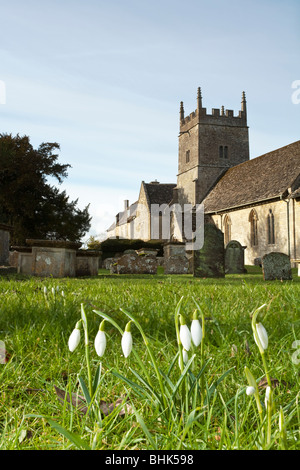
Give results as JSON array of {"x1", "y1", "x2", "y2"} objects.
[
  {"x1": 25, "y1": 414, "x2": 90, "y2": 450},
  {"x1": 78, "y1": 375, "x2": 91, "y2": 405},
  {"x1": 46, "y1": 418, "x2": 91, "y2": 450},
  {"x1": 129, "y1": 368, "x2": 162, "y2": 405},
  {"x1": 131, "y1": 405, "x2": 157, "y2": 450},
  {"x1": 205, "y1": 367, "x2": 235, "y2": 404},
  {"x1": 111, "y1": 370, "x2": 146, "y2": 399},
  {"x1": 92, "y1": 363, "x2": 102, "y2": 396},
  {"x1": 171, "y1": 354, "x2": 196, "y2": 400}
]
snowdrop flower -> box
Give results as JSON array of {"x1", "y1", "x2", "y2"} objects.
[
  {"x1": 68, "y1": 320, "x2": 82, "y2": 352},
  {"x1": 254, "y1": 322, "x2": 268, "y2": 352},
  {"x1": 94, "y1": 320, "x2": 106, "y2": 357},
  {"x1": 246, "y1": 386, "x2": 256, "y2": 396},
  {"x1": 191, "y1": 312, "x2": 202, "y2": 347},
  {"x1": 179, "y1": 315, "x2": 192, "y2": 351},
  {"x1": 265, "y1": 385, "x2": 271, "y2": 408},
  {"x1": 121, "y1": 322, "x2": 133, "y2": 358},
  {"x1": 43, "y1": 286, "x2": 48, "y2": 295}
]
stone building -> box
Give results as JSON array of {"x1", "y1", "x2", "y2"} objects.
[
  {"x1": 106, "y1": 88, "x2": 300, "y2": 265},
  {"x1": 106, "y1": 180, "x2": 176, "y2": 241}
]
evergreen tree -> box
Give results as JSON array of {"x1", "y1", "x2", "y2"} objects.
[{"x1": 0, "y1": 133, "x2": 91, "y2": 244}]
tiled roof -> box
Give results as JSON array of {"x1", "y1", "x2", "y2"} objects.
[
  {"x1": 203, "y1": 140, "x2": 300, "y2": 213},
  {"x1": 143, "y1": 182, "x2": 176, "y2": 207}
]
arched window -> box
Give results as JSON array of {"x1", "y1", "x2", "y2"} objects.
[
  {"x1": 267, "y1": 209, "x2": 275, "y2": 244},
  {"x1": 249, "y1": 209, "x2": 258, "y2": 247},
  {"x1": 223, "y1": 215, "x2": 231, "y2": 245}
]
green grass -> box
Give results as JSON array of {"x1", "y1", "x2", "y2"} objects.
[{"x1": 0, "y1": 266, "x2": 299, "y2": 450}]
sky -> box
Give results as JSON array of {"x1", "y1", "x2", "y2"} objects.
[{"x1": 1, "y1": 0, "x2": 299, "y2": 243}]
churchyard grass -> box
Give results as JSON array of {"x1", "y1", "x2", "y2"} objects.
[{"x1": 0, "y1": 266, "x2": 299, "y2": 450}]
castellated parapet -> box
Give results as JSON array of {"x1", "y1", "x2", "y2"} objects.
[{"x1": 179, "y1": 89, "x2": 247, "y2": 132}]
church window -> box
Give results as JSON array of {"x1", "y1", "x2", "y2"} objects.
[
  {"x1": 267, "y1": 209, "x2": 275, "y2": 244},
  {"x1": 223, "y1": 215, "x2": 231, "y2": 245},
  {"x1": 249, "y1": 209, "x2": 258, "y2": 247},
  {"x1": 186, "y1": 150, "x2": 190, "y2": 163},
  {"x1": 219, "y1": 146, "x2": 228, "y2": 159}
]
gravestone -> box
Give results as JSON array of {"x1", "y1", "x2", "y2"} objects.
[
  {"x1": 27, "y1": 239, "x2": 81, "y2": 278},
  {"x1": 193, "y1": 224, "x2": 225, "y2": 278},
  {"x1": 76, "y1": 250, "x2": 101, "y2": 277},
  {"x1": 262, "y1": 252, "x2": 292, "y2": 281},
  {"x1": 110, "y1": 252, "x2": 158, "y2": 274},
  {"x1": 163, "y1": 242, "x2": 189, "y2": 274},
  {"x1": 225, "y1": 240, "x2": 246, "y2": 274},
  {"x1": 0, "y1": 224, "x2": 12, "y2": 266}
]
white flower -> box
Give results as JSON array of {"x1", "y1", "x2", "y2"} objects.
[
  {"x1": 43, "y1": 286, "x2": 48, "y2": 295},
  {"x1": 94, "y1": 330, "x2": 106, "y2": 357},
  {"x1": 254, "y1": 322, "x2": 268, "y2": 351},
  {"x1": 121, "y1": 322, "x2": 133, "y2": 358},
  {"x1": 68, "y1": 327, "x2": 81, "y2": 352},
  {"x1": 179, "y1": 324, "x2": 192, "y2": 351},
  {"x1": 191, "y1": 319, "x2": 202, "y2": 347},
  {"x1": 246, "y1": 386, "x2": 256, "y2": 396},
  {"x1": 265, "y1": 385, "x2": 271, "y2": 408}
]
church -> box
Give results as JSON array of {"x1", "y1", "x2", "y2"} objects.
[{"x1": 106, "y1": 88, "x2": 300, "y2": 266}]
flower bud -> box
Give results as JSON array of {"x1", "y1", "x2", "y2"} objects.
[
  {"x1": 121, "y1": 322, "x2": 133, "y2": 358},
  {"x1": 94, "y1": 320, "x2": 106, "y2": 357},
  {"x1": 68, "y1": 321, "x2": 81, "y2": 352},
  {"x1": 246, "y1": 386, "x2": 256, "y2": 396},
  {"x1": 254, "y1": 322, "x2": 268, "y2": 351},
  {"x1": 191, "y1": 318, "x2": 202, "y2": 347},
  {"x1": 265, "y1": 385, "x2": 271, "y2": 408},
  {"x1": 179, "y1": 315, "x2": 192, "y2": 351}
]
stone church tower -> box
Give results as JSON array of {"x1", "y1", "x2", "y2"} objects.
[{"x1": 175, "y1": 88, "x2": 250, "y2": 207}]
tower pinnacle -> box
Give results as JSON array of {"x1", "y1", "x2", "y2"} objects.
[
  {"x1": 241, "y1": 91, "x2": 247, "y2": 113},
  {"x1": 180, "y1": 101, "x2": 185, "y2": 121},
  {"x1": 197, "y1": 87, "x2": 202, "y2": 110}
]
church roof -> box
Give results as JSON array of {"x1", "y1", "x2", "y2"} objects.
[
  {"x1": 203, "y1": 140, "x2": 300, "y2": 213},
  {"x1": 143, "y1": 181, "x2": 176, "y2": 207}
]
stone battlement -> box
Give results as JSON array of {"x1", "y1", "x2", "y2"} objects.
[{"x1": 179, "y1": 88, "x2": 247, "y2": 132}]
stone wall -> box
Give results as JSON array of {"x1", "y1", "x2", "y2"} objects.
[{"x1": 211, "y1": 199, "x2": 300, "y2": 265}]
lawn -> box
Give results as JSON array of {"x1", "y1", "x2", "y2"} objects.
[{"x1": 0, "y1": 266, "x2": 299, "y2": 450}]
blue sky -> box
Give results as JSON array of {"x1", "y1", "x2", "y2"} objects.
[{"x1": 1, "y1": 0, "x2": 299, "y2": 241}]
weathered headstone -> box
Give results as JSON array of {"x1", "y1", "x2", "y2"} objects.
[
  {"x1": 110, "y1": 252, "x2": 158, "y2": 274},
  {"x1": 18, "y1": 252, "x2": 33, "y2": 275},
  {"x1": 163, "y1": 242, "x2": 189, "y2": 274},
  {"x1": 262, "y1": 252, "x2": 292, "y2": 281},
  {"x1": 76, "y1": 250, "x2": 101, "y2": 277},
  {"x1": 0, "y1": 224, "x2": 12, "y2": 266},
  {"x1": 193, "y1": 224, "x2": 225, "y2": 278},
  {"x1": 225, "y1": 240, "x2": 246, "y2": 274}
]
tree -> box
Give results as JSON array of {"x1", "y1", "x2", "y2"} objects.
[{"x1": 0, "y1": 133, "x2": 91, "y2": 244}]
